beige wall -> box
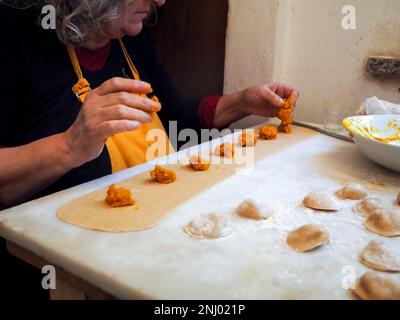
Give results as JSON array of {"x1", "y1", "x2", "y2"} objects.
[{"x1": 225, "y1": 0, "x2": 400, "y2": 128}]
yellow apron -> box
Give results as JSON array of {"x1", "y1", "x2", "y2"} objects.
[{"x1": 67, "y1": 39, "x2": 174, "y2": 173}]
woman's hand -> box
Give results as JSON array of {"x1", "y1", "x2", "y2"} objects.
[
  {"x1": 61, "y1": 77, "x2": 161, "y2": 168},
  {"x1": 240, "y1": 83, "x2": 299, "y2": 118},
  {"x1": 213, "y1": 82, "x2": 299, "y2": 128}
]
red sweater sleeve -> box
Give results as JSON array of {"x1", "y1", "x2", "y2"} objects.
[{"x1": 198, "y1": 96, "x2": 222, "y2": 130}]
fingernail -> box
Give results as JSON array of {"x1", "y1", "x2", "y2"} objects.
[
  {"x1": 152, "y1": 106, "x2": 161, "y2": 113},
  {"x1": 128, "y1": 121, "x2": 139, "y2": 130},
  {"x1": 146, "y1": 86, "x2": 154, "y2": 94},
  {"x1": 140, "y1": 81, "x2": 151, "y2": 88}
]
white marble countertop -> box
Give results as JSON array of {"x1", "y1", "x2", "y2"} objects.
[{"x1": 1, "y1": 126, "x2": 399, "y2": 299}]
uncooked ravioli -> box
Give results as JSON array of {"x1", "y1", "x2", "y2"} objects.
[
  {"x1": 286, "y1": 224, "x2": 329, "y2": 252},
  {"x1": 364, "y1": 208, "x2": 400, "y2": 237},
  {"x1": 236, "y1": 199, "x2": 274, "y2": 220},
  {"x1": 353, "y1": 197, "x2": 386, "y2": 217},
  {"x1": 303, "y1": 191, "x2": 340, "y2": 212},
  {"x1": 184, "y1": 213, "x2": 231, "y2": 240},
  {"x1": 336, "y1": 184, "x2": 368, "y2": 200},
  {"x1": 352, "y1": 272, "x2": 400, "y2": 300},
  {"x1": 359, "y1": 240, "x2": 400, "y2": 272}
]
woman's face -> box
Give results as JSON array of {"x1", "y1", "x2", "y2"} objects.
[{"x1": 87, "y1": 0, "x2": 166, "y2": 49}]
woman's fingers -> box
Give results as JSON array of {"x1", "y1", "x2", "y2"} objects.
[
  {"x1": 259, "y1": 86, "x2": 285, "y2": 108},
  {"x1": 254, "y1": 107, "x2": 279, "y2": 118},
  {"x1": 268, "y1": 83, "x2": 299, "y2": 110},
  {"x1": 97, "y1": 120, "x2": 142, "y2": 141},
  {"x1": 287, "y1": 89, "x2": 300, "y2": 108},
  {"x1": 278, "y1": 84, "x2": 299, "y2": 104},
  {"x1": 94, "y1": 92, "x2": 161, "y2": 112},
  {"x1": 94, "y1": 77, "x2": 152, "y2": 96},
  {"x1": 99, "y1": 104, "x2": 153, "y2": 123}
]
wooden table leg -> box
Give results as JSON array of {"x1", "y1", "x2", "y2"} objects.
[{"x1": 7, "y1": 242, "x2": 115, "y2": 300}]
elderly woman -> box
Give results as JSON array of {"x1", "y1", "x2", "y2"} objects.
[{"x1": 0, "y1": 0, "x2": 298, "y2": 209}]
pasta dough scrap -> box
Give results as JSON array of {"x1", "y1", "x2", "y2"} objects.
[
  {"x1": 352, "y1": 272, "x2": 400, "y2": 300},
  {"x1": 353, "y1": 197, "x2": 386, "y2": 217},
  {"x1": 303, "y1": 191, "x2": 341, "y2": 212},
  {"x1": 240, "y1": 130, "x2": 257, "y2": 147},
  {"x1": 286, "y1": 224, "x2": 329, "y2": 252},
  {"x1": 259, "y1": 125, "x2": 278, "y2": 140},
  {"x1": 184, "y1": 213, "x2": 231, "y2": 240},
  {"x1": 236, "y1": 199, "x2": 274, "y2": 220},
  {"x1": 150, "y1": 165, "x2": 177, "y2": 184},
  {"x1": 189, "y1": 155, "x2": 211, "y2": 172},
  {"x1": 216, "y1": 142, "x2": 235, "y2": 158},
  {"x1": 336, "y1": 184, "x2": 368, "y2": 200},
  {"x1": 359, "y1": 240, "x2": 400, "y2": 272},
  {"x1": 105, "y1": 184, "x2": 135, "y2": 208},
  {"x1": 364, "y1": 208, "x2": 400, "y2": 237}
]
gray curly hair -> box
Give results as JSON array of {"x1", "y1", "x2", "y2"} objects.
[{"x1": 4, "y1": 0, "x2": 134, "y2": 46}]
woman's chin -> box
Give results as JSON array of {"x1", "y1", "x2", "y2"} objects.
[{"x1": 123, "y1": 22, "x2": 144, "y2": 37}]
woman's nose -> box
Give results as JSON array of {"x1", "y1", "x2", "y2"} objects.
[{"x1": 153, "y1": 0, "x2": 166, "y2": 7}]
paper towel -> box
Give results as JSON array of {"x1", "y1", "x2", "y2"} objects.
[{"x1": 358, "y1": 96, "x2": 400, "y2": 115}]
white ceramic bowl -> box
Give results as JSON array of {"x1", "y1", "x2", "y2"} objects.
[{"x1": 343, "y1": 115, "x2": 400, "y2": 172}]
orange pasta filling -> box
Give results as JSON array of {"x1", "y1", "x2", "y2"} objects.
[
  {"x1": 150, "y1": 165, "x2": 177, "y2": 184},
  {"x1": 106, "y1": 184, "x2": 135, "y2": 208}
]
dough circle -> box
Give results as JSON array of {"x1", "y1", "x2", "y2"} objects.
[
  {"x1": 286, "y1": 224, "x2": 329, "y2": 252},
  {"x1": 359, "y1": 240, "x2": 400, "y2": 272},
  {"x1": 364, "y1": 208, "x2": 400, "y2": 237},
  {"x1": 184, "y1": 213, "x2": 231, "y2": 240},
  {"x1": 236, "y1": 199, "x2": 274, "y2": 220},
  {"x1": 303, "y1": 192, "x2": 340, "y2": 212},
  {"x1": 353, "y1": 197, "x2": 386, "y2": 217},
  {"x1": 352, "y1": 272, "x2": 400, "y2": 300},
  {"x1": 336, "y1": 184, "x2": 368, "y2": 200}
]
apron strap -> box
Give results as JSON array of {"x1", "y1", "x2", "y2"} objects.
[
  {"x1": 67, "y1": 39, "x2": 149, "y2": 102},
  {"x1": 118, "y1": 39, "x2": 141, "y2": 81},
  {"x1": 67, "y1": 47, "x2": 91, "y2": 103}
]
